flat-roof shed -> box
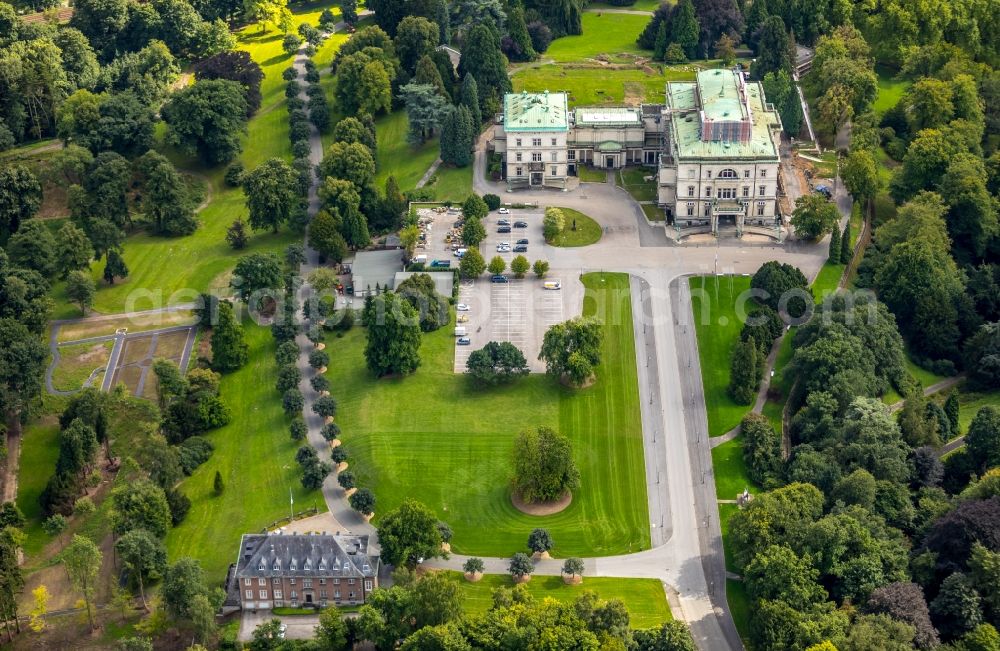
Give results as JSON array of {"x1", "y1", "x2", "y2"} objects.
[{"x1": 351, "y1": 250, "x2": 404, "y2": 297}]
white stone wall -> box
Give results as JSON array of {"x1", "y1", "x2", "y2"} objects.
[{"x1": 504, "y1": 131, "x2": 569, "y2": 185}]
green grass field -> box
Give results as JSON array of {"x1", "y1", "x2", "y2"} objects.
[
  {"x1": 587, "y1": 0, "x2": 661, "y2": 9},
  {"x1": 689, "y1": 275, "x2": 753, "y2": 437},
  {"x1": 373, "y1": 110, "x2": 441, "y2": 192},
  {"x1": 165, "y1": 323, "x2": 328, "y2": 584},
  {"x1": 440, "y1": 571, "x2": 672, "y2": 629},
  {"x1": 957, "y1": 390, "x2": 1000, "y2": 435},
  {"x1": 427, "y1": 163, "x2": 474, "y2": 202},
  {"x1": 546, "y1": 13, "x2": 650, "y2": 62},
  {"x1": 578, "y1": 165, "x2": 609, "y2": 182},
  {"x1": 873, "y1": 69, "x2": 911, "y2": 117},
  {"x1": 549, "y1": 208, "x2": 602, "y2": 247},
  {"x1": 513, "y1": 65, "x2": 695, "y2": 107},
  {"x1": 325, "y1": 273, "x2": 650, "y2": 557},
  {"x1": 711, "y1": 437, "x2": 761, "y2": 502},
  {"x1": 68, "y1": 2, "x2": 342, "y2": 314},
  {"x1": 641, "y1": 204, "x2": 664, "y2": 221},
  {"x1": 618, "y1": 167, "x2": 657, "y2": 201},
  {"x1": 16, "y1": 419, "x2": 61, "y2": 557},
  {"x1": 726, "y1": 579, "x2": 752, "y2": 641}
]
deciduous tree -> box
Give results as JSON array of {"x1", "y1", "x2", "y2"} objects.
[{"x1": 512, "y1": 427, "x2": 580, "y2": 503}]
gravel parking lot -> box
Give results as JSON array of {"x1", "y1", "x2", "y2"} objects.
[{"x1": 452, "y1": 209, "x2": 582, "y2": 373}]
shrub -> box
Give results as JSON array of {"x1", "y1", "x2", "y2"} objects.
[
  {"x1": 224, "y1": 162, "x2": 244, "y2": 187},
  {"x1": 337, "y1": 471, "x2": 355, "y2": 490},
  {"x1": 42, "y1": 514, "x2": 67, "y2": 536},
  {"x1": 310, "y1": 374, "x2": 330, "y2": 393},
  {"x1": 464, "y1": 557, "x2": 485, "y2": 574},
  {"x1": 349, "y1": 488, "x2": 375, "y2": 515},
  {"x1": 283, "y1": 388, "x2": 304, "y2": 415},
  {"x1": 282, "y1": 66, "x2": 298, "y2": 81},
  {"x1": 289, "y1": 417, "x2": 308, "y2": 441},
  {"x1": 309, "y1": 349, "x2": 330, "y2": 370},
  {"x1": 483, "y1": 194, "x2": 502, "y2": 210},
  {"x1": 321, "y1": 422, "x2": 341, "y2": 441}
]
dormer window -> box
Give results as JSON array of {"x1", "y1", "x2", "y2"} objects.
[
  {"x1": 319, "y1": 560, "x2": 327, "y2": 571},
  {"x1": 304, "y1": 559, "x2": 312, "y2": 572},
  {"x1": 273, "y1": 561, "x2": 280, "y2": 571},
  {"x1": 290, "y1": 560, "x2": 297, "y2": 571},
  {"x1": 258, "y1": 561, "x2": 265, "y2": 571}
]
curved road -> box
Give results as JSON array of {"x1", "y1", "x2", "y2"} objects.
[{"x1": 292, "y1": 61, "x2": 829, "y2": 648}]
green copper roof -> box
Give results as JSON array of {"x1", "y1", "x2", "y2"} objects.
[
  {"x1": 597, "y1": 140, "x2": 623, "y2": 151},
  {"x1": 666, "y1": 69, "x2": 782, "y2": 160},
  {"x1": 504, "y1": 91, "x2": 570, "y2": 132}
]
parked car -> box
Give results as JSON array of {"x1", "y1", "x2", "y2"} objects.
[
  {"x1": 514, "y1": 221, "x2": 528, "y2": 228},
  {"x1": 516, "y1": 239, "x2": 529, "y2": 245},
  {"x1": 513, "y1": 245, "x2": 528, "y2": 253},
  {"x1": 498, "y1": 207, "x2": 510, "y2": 214},
  {"x1": 814, "y1": 185, "x2": 832, "y2": 199},
  {"x1": 496, "y1": 242, "x2": 511, "y2": 251},
  {"x1": 497, "y1": 219, "x2": 510, "y2": 226},
  {"x1": 456, "y1": 303, "x2": 470, "y2": 311},
  {"x1": 456, "y1": 314, "x2": 469, "y2": 323},
  {"x1": 497, "y1": 226, "x2": 511, "y2": 233},
  {"x1": 491, "y1": 274, "x2": 509, "y2": 283},
  {"x1": 543, "y1": 281, "x2": 562, "y2": 290},
  {"x1": 457, "y1": 337, "x2": 471, "y2": 345}
]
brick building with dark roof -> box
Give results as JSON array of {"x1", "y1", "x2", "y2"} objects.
[{"x1": 231, "y1": 532, "x2": 379, "y2": 611}]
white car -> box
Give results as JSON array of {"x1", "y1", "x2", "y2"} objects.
[
  {"x1": 496, "y1": 243, "x2": 511, "y2": 252},
  {"x1": 497, "y1": 207, "x2": 510, "y2": 214},
  {"x1": 456, "y1": 303, "x2": 470, "y2": 311}
]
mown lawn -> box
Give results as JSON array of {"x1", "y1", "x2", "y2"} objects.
[
  {"x1": 165, "y1": 323, "x2": 328, "y2": 585},
  {"x1": 726, "y1": 579, "x2": 752, "y2": 642},
  {"x1": 578, "y1": 165, "x2": 608, "y2": 182},
  {"x1": 689, "y1": 275, "x2": 753, "y2": 437},
  {"x1": 873, "y1": 69, "x2": 911, "y2": 117},
  {"x1": 373, "y1": 110, "x2": 441, "y2": 192},
  {"x1": 513, "y1": 65, "x2": 695, "y2": 107},
  {"x1": 718, "y1": 502, "x2": 739, "y2": 574},
  {"x1": 548, "y1": 208, "x2": 602, "y2": 247},
  {"x1": 618, "y1": 166, "x2": 657, "y2": 201},
  {"x1": 325, "y1": 273, "x2": 650, "y2": 557},
  {"x1": 587, "y1": 0, "x2": 661, "y2": 9},
  {"x1": 16, "y1": 419, "x2": 61, "y2": 557},
  {"x1": 546, "y1": 13, "x2": 650, "y2": 62},
  {"x1": 425, "y1": 163, "x2": 474, "y2": 202},
  {"x1": 957, "y1": 390, "x2": 1000, "y2": 436},
  {"x1": 76, "y1": 2, "x2": 339, "y2": 314},
  {"x1": 711, "y1": 437, "x2": 761, "y2": 502},
  {"x1": 440, "y1": 571, "x2": 672, "y2": 629}
]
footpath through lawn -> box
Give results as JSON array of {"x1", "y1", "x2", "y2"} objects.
[{"x1": 325, "y1": 273, "x2": 650, "y2": 558}]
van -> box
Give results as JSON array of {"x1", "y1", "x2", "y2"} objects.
[
  {"x1": 413, "y1": 254, "x2": 427, "y2": 264},
  {"x1": 454, "y1": 326, "x2": 467, "y2": 337},
  {"x1": 543, "y1": 281, "x2": 561, "y2": 290}
]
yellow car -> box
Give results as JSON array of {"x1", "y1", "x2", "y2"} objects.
[{"x1": 456, "y1": 314, "x2": 469, "y2": 323}]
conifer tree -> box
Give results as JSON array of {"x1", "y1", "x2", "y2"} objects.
[
  {"x1": 828, "y1": 223, "x2": 841, "y2": 264},
  {"x1": 210, "y1": 301, "x2": 249, "y2": 372}
]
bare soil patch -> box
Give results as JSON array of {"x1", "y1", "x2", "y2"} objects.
[{"x1": 511, "y1": 490, "x2": 573, "y2": 516}]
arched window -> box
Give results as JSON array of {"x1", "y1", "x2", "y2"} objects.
[{"x1": 718, "y1": 169, "x2": 738, "y2": 179}]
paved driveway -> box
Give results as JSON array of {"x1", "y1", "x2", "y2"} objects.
[{"x1": 238, "y1": 610, "x2": 320, "y2": 641}]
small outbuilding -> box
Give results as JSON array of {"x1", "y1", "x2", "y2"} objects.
[{"x1": 350, "y1": 250, "x2": 404, "y2": 297}]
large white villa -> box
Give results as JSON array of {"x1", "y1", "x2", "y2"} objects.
[{"x1": 490, "y1": 68, "x2": 784, "y2": 236}]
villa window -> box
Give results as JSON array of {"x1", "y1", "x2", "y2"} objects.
[
  {"x1": 761, "y1": 169, "x2": 767, "y2": 177},
  {"x1": 321, "y1": 589, "x2": 327, "y2": 598},
  {"x1": 290, "y1": 578, "x2": 296, "y2": 585},
  {"x1": 348, "y1": 578, "x2": 355, "y2": 585},
  {"x1": 687, "y1": 186, "x2": 694, "y2": 197},
  {"x1": 259, "y1": 590, "x2": 268, "y2": 599},
  {"x1": 303, "y1": 579, "x2": 312, "y2": 588},
  {"x1": 686, "y1": 203, "x2": 694, "y2": 216},
  {"x1": 705, "y1": 187, "x2": 712, "y2": 197},
  {"x1": 515, "y1": 138, "x2": 522, "y2": 146},
  {"x1": 744, "y1": 169, "x2": 750, "y2": 178},
  {"x1": 275, "y1": 590, "x2": 283, "y2": 599},
  {"x1": 258, "y1": 578, "x2": 266, "y2": 586},
  {"x1": 706, "y1": 170, "x2": 712, "y2": 178},
  {"x1": 551, "y1": 138, "x2": 557, "y2": 146},
  {"x1": 551, "y1": 166, "x2": 557, "y2": 175},
  {"x1": 245, "y1": 590, "x2": 252, "y2": 599},
  {"x1": 515, "y1": 166, "x2": 523, "y2": 176},
  {"x1": 757, "y1": 202, "x2": 766, "y2": 215},
  {"x1": 759, "y1": 185, "x2": 766, "y2": 196},
  {"x1": 515, "y1": 152, "x2": 522, "y2": 162},
  {"x1": 291, "y1": 591, "x2": 297, "y2": 600},
  {"x1": 272, "y1": 578, "x2": 280, "y2": 584},
  {"x1": 531, "y1": 152, "x2": 542, "y2": 162},
  {"x1": 365, "y1": 581, "x2": 373, "y2": 591},
  {"x1": 550, "y1": 152, "x2": 557, "y2": 162},
  {"x1": 335, "y1": 590, "x2": 341, "y2": 599},
  {"x1": 568, "y1": 150, "x2": 575, "y2": 161},
  {"x1": 319, "y1": 579, "x2": 326, "y2": 585},
  {"x1": 719, "y1": 188, "x2": 735, "y2": 199},
  {"x1": 719, "y1": 169, "x2": 737, "y2": 179},
  {"x1": 532, "y1": 138, "x2": 542, "y2": 146},
  {"x1": 688, "y1": 169, "x2": 696, "y2": 179},
  {"x1": 258, "y1": 562, "x2": 265, "y2": 571},
  {"x1": 742, "y1": 186, "x2": 749, "y2": 197},
  {"x1": 244, "y1": 579, "x2": 251, "y2": 586}
]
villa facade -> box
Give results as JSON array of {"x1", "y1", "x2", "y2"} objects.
[{"x1": 490, "y1": 68, "x2": 783, "y2": 236}]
